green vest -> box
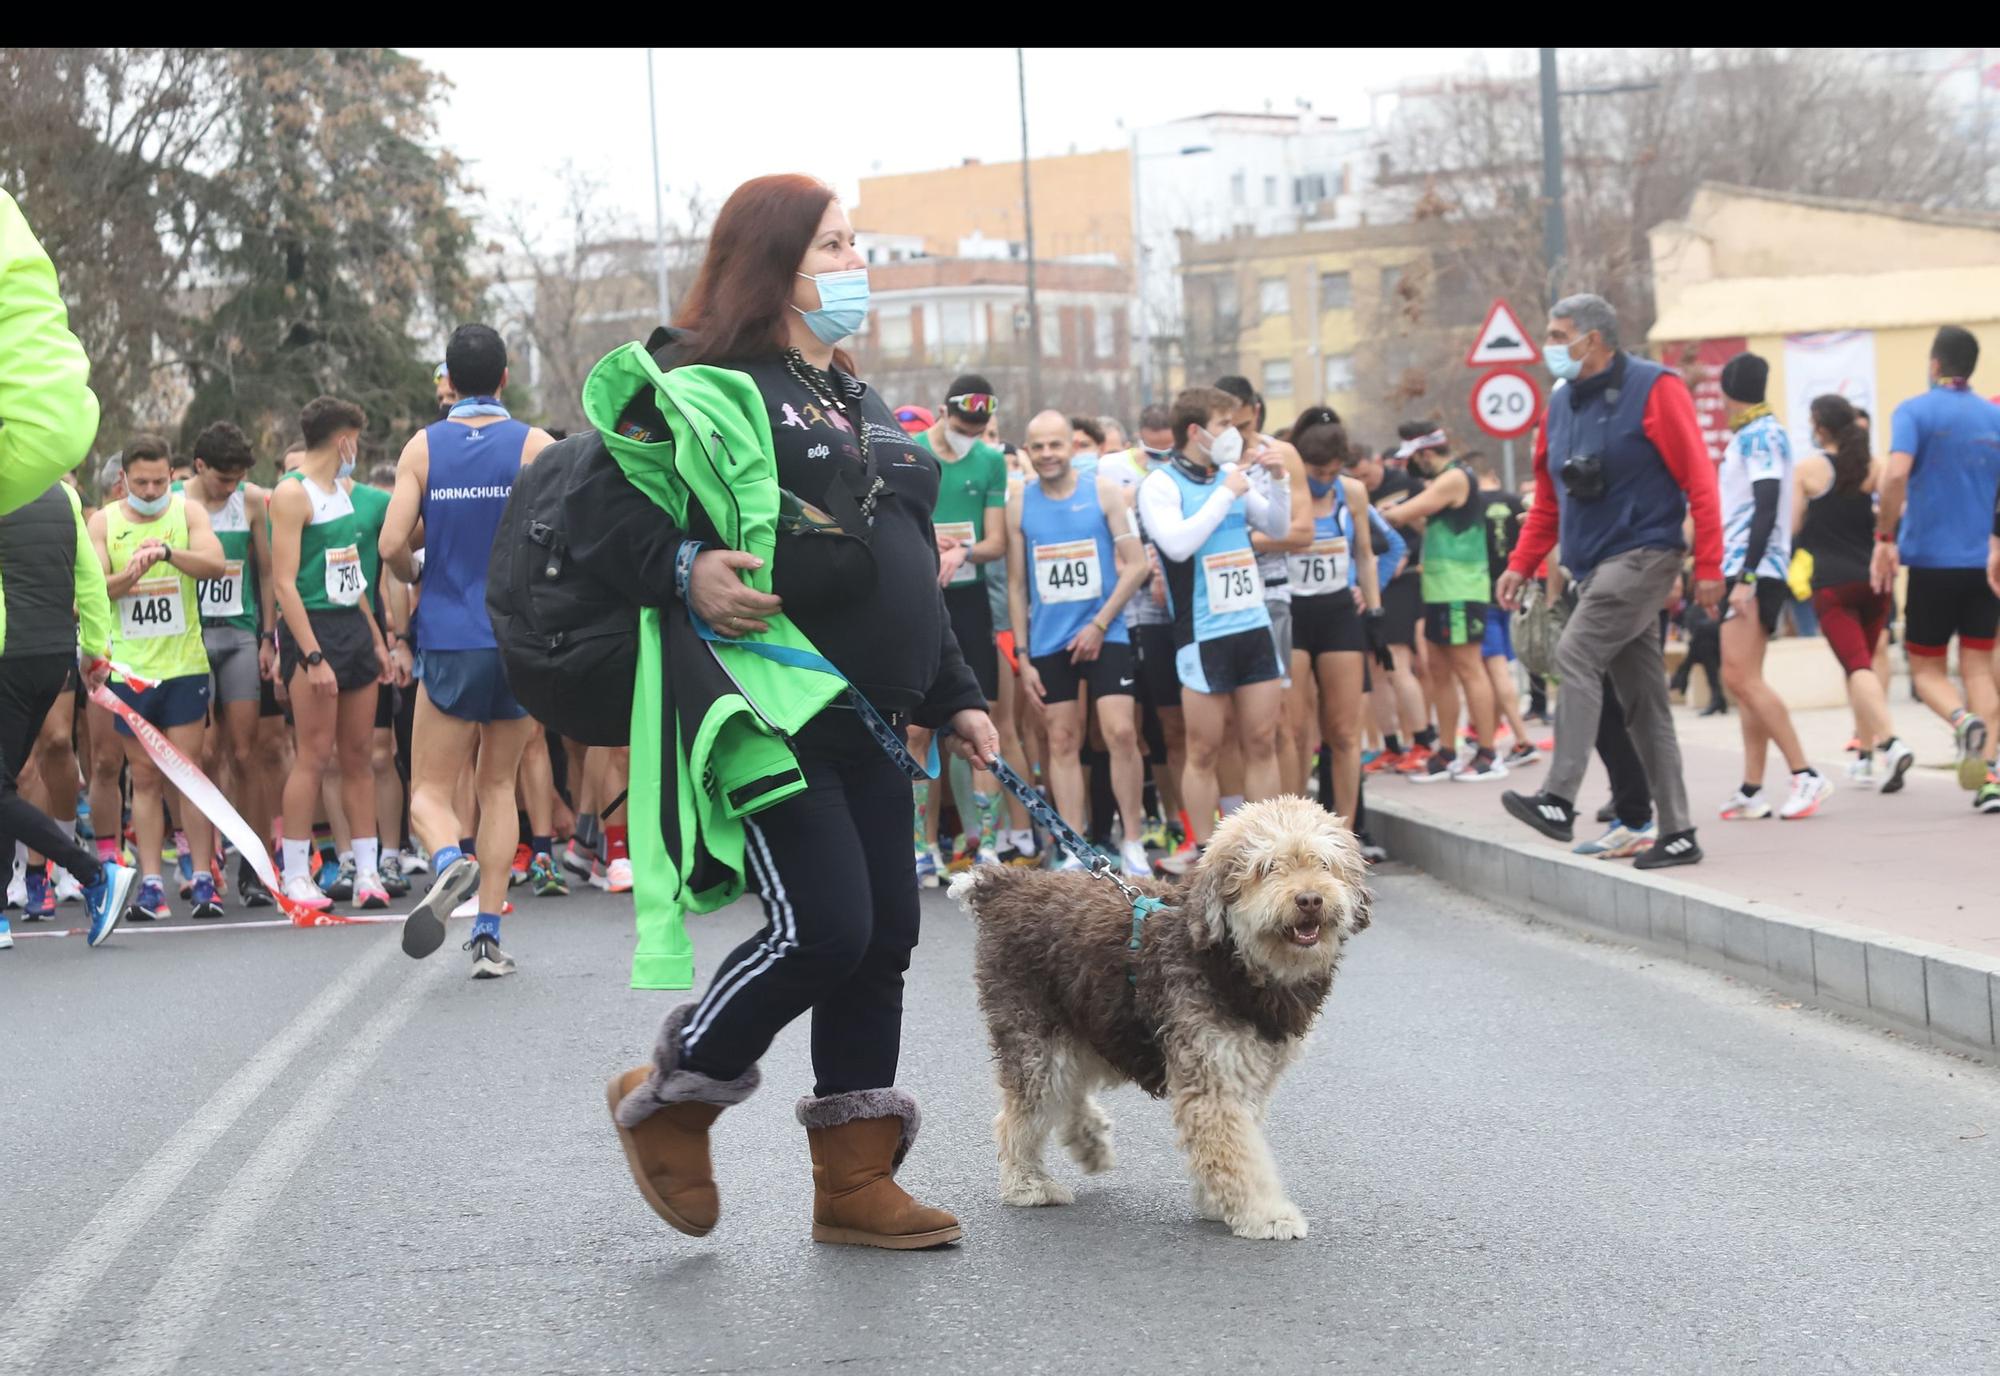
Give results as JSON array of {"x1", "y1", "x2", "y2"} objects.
[
  {"x1": 198, "y1": 486, "x2": 259, "y2": 633},
  {"x1": 584, "y1": 343, "x2": 847, "y2": 990},
  {"x1": 279, "y1": 471, "x2": 369, "y2": 613},
  {"x1": 1420, "y1": 462, "x2": 1493, "y2": 604}
]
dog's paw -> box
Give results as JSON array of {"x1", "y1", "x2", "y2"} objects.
[
  {"x1": 1000, "y1": 1173, "x2": 1075, "y2": 1207},
  {"x1": 1229, "y1": 1202, "x2": 1309, "y2": 1241}
]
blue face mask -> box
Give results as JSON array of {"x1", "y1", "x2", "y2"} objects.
[
  {"x1": 127, "y1": 489, "x2": 171, "y2": 517},
  {"x1": 1308, "y1": 473, "x2": 1339, "y2": 498},
  {"x1": 1544, "y1": 339, "x2": 1584, "y2": 382},
  {"x1": 795, "y1": 268, "x2": 870, "y2": 345}
]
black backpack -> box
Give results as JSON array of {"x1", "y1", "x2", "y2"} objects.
[{"x1": 487, "y1": 431, "x2": 637, "y2": 745}]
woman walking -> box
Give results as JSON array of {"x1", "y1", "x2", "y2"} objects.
[{"x1": 579, "y1": 175, "x2": 997, "y2": 1249}]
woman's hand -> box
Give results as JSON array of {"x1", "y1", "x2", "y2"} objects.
[
  {"x1": 942, "y1": 709, "x2": 1000, "y2": 770},
  {"x1": 689, "y1": 549, "x2": 783, "y2": 638},
  {"x1": 936, "y1": 536, "x2": 967, "y2": 589}
]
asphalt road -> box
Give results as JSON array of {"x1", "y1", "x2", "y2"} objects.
[{"x1": 2, "y1": 863, "x2": 1995, "y2": 1375}]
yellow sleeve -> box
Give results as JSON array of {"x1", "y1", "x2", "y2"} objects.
[
  {"x1": 0, "y1": 190, "x2": 100, "y2": 516},
  {"x1": 68, "y1": 484, "x2": 111, "y2": 658}
]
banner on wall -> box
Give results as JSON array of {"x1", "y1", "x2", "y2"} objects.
[
  {"x1": 1782, "y1": 330, "x2": 1877, "y2": 460},
  {"x1": 1653, "y1": 337, "x2": 1747, "y2": 463}
]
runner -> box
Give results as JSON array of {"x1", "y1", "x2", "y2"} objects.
[
  {"x1": 914, "y1": 375, "x2": 1009, "y2": 879},
  {"x1": 1472, "y1": 454, "x2": 1541, "y2": 768},
  {"x1": 382, "y1": 323, "x2": 554, "y2": 977},
  {"x1": 269, "y1": 397, "x2": 393, "y2": 914},
  {"x1": 1007, "y1": 410, "x2": 1151, "y2": 877},
  {"x1": 1284, "y1": 407, "x2": 1386, "y2": 830},
  {"x1": 1873, "y1": 325, "x2": 2000, "y2": 810},
  {"x1": 1138, "y1": 386, "x2": 1291, "y2": 871},
  {"x1": 1381, "y1": 427, "x2": 1506, "y2": 782},
  {"x1": 1353, "y1": 444, "x2": 1434, "y2": 773},
  {"x1": 0, "y1": 480, "x2": 138, "y2": 949},
  {"x1": 348, "y1": 460, "x2": 412, "y2": 898},
  {"x1": 187, "y1": 422, "x2": 277, "y2": 906},
  {"x1": 86, "y1": 437, "x2": 226, "y2": 920},
  {"x1": 1713, "y1": 354, "x2": 1829, "y2": 820},
  {"x1": 1795, "y1": 393, "x2": 1913, "y2": 791}
]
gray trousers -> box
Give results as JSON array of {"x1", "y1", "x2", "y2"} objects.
[{"x1": 1545, "y1": 547, "x2": 1692, "y2": 835}]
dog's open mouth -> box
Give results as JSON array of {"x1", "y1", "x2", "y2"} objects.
[{"x1": 1286, "y1": 921, "x2": 1323, "y2": 947}]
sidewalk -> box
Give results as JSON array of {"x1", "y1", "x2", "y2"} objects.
[{"x1": 1366, "y1": 692, "x2": 2000, "y2": 1062}]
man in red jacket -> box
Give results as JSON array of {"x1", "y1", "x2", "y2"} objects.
[{"x1": 1495, "y1": 293, "x2": 1724, "y2": 868}]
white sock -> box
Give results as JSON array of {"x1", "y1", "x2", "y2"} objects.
[
  {"x1": 282, "y1": 838, "x2": 310, "y2": 879},
  {"x1": 1010, "y1": 829, "x2": 1036, "y2": 855},
  {"x1": 338, "y1": 849, "x2": 354, "y2": 867},
  {"x1": 1221, "y1": 794, "x2": 1245, "y2": 817},
  {"x1": 353, "y1": 837, "x2": 379, "y2": 875}
]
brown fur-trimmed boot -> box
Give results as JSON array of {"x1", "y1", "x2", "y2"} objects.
[
  {"x1": 798, "y1": 1088, "x2": 962, "y2": 1249},
  {"x1": 608, "y1": 1004, "x2": 759, "y2": 1237}
]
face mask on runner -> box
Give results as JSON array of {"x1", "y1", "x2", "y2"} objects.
[
  {"x1": 126, "y1": 489, "x2": 171, "y2": 517},
  {"x1": 944, "y1": 427, "x2": 978, "y2": 458},
  {"x1": 794, "y1": 268, "x2": 870, "y2": 344},
  {"x1": 1208, "y1": 426, "x2": 1244, "y2": 469},
  {"x1": 1308, "y1": 472, "x2": 1339, "y2": 498}
]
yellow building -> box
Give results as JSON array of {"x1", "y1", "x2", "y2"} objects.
[
  {"x1": 1649, "y1": 184, "x2": 2000, "y2": 446},
  {"x1": 1176, "y1": 220, "x2": 1487, "y2": 436},
  {"x1": 853, "y1": 150, "x2": 1132, "y2": 265}
]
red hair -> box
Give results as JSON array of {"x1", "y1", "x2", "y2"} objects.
[{"x1": 675, "y1": 174, "x2": 854, "y2": 372}]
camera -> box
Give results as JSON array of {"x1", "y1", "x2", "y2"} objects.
[{"x1": 1559, "y1": 453, "x2": 1606, "y2": 502}]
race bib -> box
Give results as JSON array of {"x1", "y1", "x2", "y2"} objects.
[
  {"x1": 1202, "y1": 548, "x2": 1262, "y2": 616},
  {"x1": 1035, "y1": 539, "x2": 1102, "y2": 605},
  {"x1": 120, "y1": 576, "x2": 186, "y2": 640},
  {"x1": 324, "y1": 544, "x2": 365, "y2": 607},
  {"x1": 198, "y1": 559, "x2": 245, "y2": 619},
  {"x1": 936, "y1": 521, "x2": 978, "y2": 586},
  {"x1": 1288, "y1": 537, "x2": 1350, "y2": 596}
]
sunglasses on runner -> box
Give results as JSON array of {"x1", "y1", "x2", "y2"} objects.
[{"x1": 946, "y1": 393, "x2": 999, "y2": 418}]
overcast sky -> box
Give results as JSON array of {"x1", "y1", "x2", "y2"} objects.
[{"x1": 403, "y1": 47, "x2": 1529, "y2": 242}]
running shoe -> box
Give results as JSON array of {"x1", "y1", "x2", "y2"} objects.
[
  {"x1": 1359, "y1": 748, "x2": 1382, "y2": 769},
  {"x1": 1573, "y1": 820, "x2": 1656, "y2": 859},
  {"x1": 1155, "y1": 844, "x2": 1205, "y2": 877},
  {"x1": 1718, "y1": 790, "x2": 1773, "y2": 820},
  {"x1": 128, "y1": 877, "x2": 169, "y2": 922},
  {"x1": 52, "y1": 866, "x2": 84, "y2": 905},
  {"x1": 1779, "y1": 772, "x2": 1833, "y2": 820},
  {"x1": 1393, "y1": 746, "x2": 1436, "y2": 776},
  {"x1": 1503, "y1": 742, "x2": 1543, "y2": 768},
  {"x1": 329, "y1": 858, "x2": 356, "y2": 901},
  {"x1": 175, "y1": 837, "x2": 194, "y2": 898},
  {"x1": 282, "y1": 872, "x2": 334, "y2": 912},
  {"x1": 84, "y1": 864, "x2": 137, "y2": 947},
  {"x1": 1453, "y1": 753, "x2": 1508, "y2": 782},
  {"x1": 1633, "y1": 829, "x2": 1702, "y2": 869},
  {"x1": 1120, "y1": 840, "x2": 1152, "y2": 878},
  {"x1": 509, "y1": 843, "x2": 532, "y2": 887},
  {"x1": 0, "y1": 914, "x2": 10, "y2": 950},
  {"x1": 945, "y1": 841, "x2": 978, "y2": 875},
  {"x1": 452, "y1": 896, "x2": 515, "y2": 918},
  {"x1": 1408, "y1": 751, "x2": 1457, "y2": 784},
  {"x1": 1843, "y1": 736, "x2": 1862, "y2": 754},
  {"x1": 75, "y1": 794, "x2": 92, "y2": 839},
  {"x1": 1953, "y1": 712, "x2": 1990, "y2": 790},
  {"x1": 354, "y1": 873, "x2": 391, "y2": 910},
  {"x1": 1878, "y1": 738, "x2": 1916, "y2": 795},
  {"x1": 316, "y1": 855, "x2": 341, "y2": 894},
  {"x1": 1355, "y1": 831, "x2": 1388, "y2": 864},
  {"x1": 975, "y1": 844, "x2": 1000, "y2": 868},
  {"x1": 1058, "y1": 853, "x2": 1087, "y2": 872},
  {"x1": 189, "y1": 874, "x2": 224, "y2": 920},
  {"x1": 1502, "y1": 790, "x2": 1576, "y2": 843},
  {"x1": 402, "y1": 845, "x2": 431, "y2": 876},
  {"x1": 1138, "y1": 817, "x2": 1173, "y2": 852},
  {"x1": 1845, "y1": 753, "x2": 1878, "y2": 788},
  {"x1": 380, "y1": 850, "x2": 410, "y2": 898},
  {"x1": 237, "y1": 860, "x2": 274, "y2": 908},
  {"x1": 605, "y1": 857, "x2": 633, "y2": 894},
  {"x1": 5, "y1": 861, "x2": 21, "y2": 910},
  {"x1": 1363, "y1": 749, "x2": 1404, "y2": 776},
  {"x1": 22, "y1": 869, "x2": 53, "y2": 921},
  {"x1": 403, "y1": 855, "x2": 480, "y2": 960},
  {"x1": 529, "y1": 853, "x2": 569, "y2": 897},
  {"x1": 466, "y1": 917, "x2": 515, "y2": 980},
  {"x1": 1975, "y1": 772, "x2": 2000, "y2": 814},
  {"x1": 561, "y1": 838, "x2": 596, "y2": 880}
]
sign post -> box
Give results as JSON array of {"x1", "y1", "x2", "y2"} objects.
[{"x1": 1466, "y1": 299, "x2": 1543, "y2": 491}]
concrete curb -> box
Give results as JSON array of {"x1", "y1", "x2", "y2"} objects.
[{"x1": 1368, "y1": 795, "x2": 2000, "y2": 1065}]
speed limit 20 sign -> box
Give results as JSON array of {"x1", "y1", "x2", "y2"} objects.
[{"x1": 1470, "y1": 366, "x2": 1540, "y2": 439}]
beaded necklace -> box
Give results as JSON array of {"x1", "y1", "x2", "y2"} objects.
[{"x1": 783, "y1": 348, "x2": 884, "y2": 522}]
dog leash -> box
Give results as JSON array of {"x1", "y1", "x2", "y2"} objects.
[{"x1": 985, "y1": 756, "x2": 1169, "y2": 985}]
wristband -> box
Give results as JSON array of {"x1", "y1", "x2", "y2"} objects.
[{"x1": 674, "y1": 540, "x2": 706, "y2": 602}]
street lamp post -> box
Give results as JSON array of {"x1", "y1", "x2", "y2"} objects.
[
  {"x1": 1017, "y1": 48, "x2": 1040, "y2": 416},
  {"x1": 647, "y1": 49, "x2": 672, "y2": 326},
  {"x1": 1130, "y1": 140, "x2": 1213, "y2": 409},
  {"x1": 1538, "y1": 48, "x2": 1565, "y2": 301}
]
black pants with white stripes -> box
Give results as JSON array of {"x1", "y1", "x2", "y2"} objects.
[{"x1": 677, "y1": 709, "x2": 922, "y2": 1097}]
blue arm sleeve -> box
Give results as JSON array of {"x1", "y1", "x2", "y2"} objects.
[{"x1": 1368, "y1": 506, "x2": 1407, "y2": 583}]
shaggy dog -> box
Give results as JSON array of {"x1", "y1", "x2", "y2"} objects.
[{"x1": 948, "y1": 796, "x2": 1370, "y2": 1241}]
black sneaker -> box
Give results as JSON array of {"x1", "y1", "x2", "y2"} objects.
[
  {"x1": 1502, "y1": 790, "x2": 1576, "y2": 842},
  {"x1": 1594, "y1": 800, "x2": 1619, "y2": 824},
  {"x1": 1355, "y1": 830, "x2": 1388, "y2": 864},
  {"x1": 1633, "y1": 829, "x2": 1702, "y2": 869},
  {"x1": 467, "y1": 933, "x2": 516, "y2": 979},
  {"x1": 237, "y1": 860, "x2": 274, "y2": 909}
]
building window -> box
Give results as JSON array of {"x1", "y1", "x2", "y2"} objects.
[
  {"x1": 1264, "y1": 360, "x2": 1293, "y2": 397},
  {"x1": 1264, "y1": 175, "x2": 1278, "y2": 207},
  {"x1": 1215, "y1": 276, "x2": 1240, "y2": 336},
  {"x1": 876, "y1": 310, "x2": 913, "y2": 360},
  {"x1": 1259, "y1": 277, "x2": 1289, "y2": 316},
  {"x1": 1323, "y1": 353, "x2": 1356, "y2": 393},
  {"x1": 1230, "y1": 171, "x2": 1246, "y2": 206},
  {"x1": 1094, "y1": 306, "x2": 1116, "y2": 360},
  {"x1": 1293, "y1": 173, "x2": 1328, "y2": 205},
  {"x1": 939, "y1": 300, "x2": 975, "y2": 350},
  {"x1": 1040, "y1": 308, "x2": 1062, "y2": 359},
  {"x1": 1319, "y1": 271, "x2": 1352, "y2": 310}
]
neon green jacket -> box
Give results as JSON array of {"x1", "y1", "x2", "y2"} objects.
[
  {"x1": 580, "y1": 342, "x2": 845, "y2": 990},
  {"x1": 0, "y1": 191, "x2": 99, "y2": 517}
]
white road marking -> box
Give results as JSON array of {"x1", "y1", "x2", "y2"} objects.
[
  {"x1": 102, "y1": 954, "x2": 457, "y2": 1376},
  {"x1": 0, "y1": 936, "x2": 401, "y2": 1376}
]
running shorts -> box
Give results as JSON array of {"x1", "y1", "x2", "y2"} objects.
[
  {"x1": 1381, "y1": 569, "x2": 1423, "y2": 648},
  {"x1": 109, "y1": 673, "x2": 210, "y2": 737},
  {"x1": 1481, "y1": 606, "x2": 1515, "y2": 661},
  {"x1": 417, "y1": 647, "x2": 526, "y2": 723},
  {"x1": 1293, "y1": 593, "x2": 1367, "y2": 659},
  {"x1": 1812, "y1": 581, "x2": 1892, "y2": 675},
  {"x1": 1903, "y1": 566, "x2": 2000, "y2": 655},
  {"x1": 1134, "y1": 623, "x2": 1182, "y2": 710},
  {"x1": 278, "y1": 608, "x2": 380, "y2": 695},
  {"x1": 1031, "y1": 642, "x2": 1136, "y2": 705},
  {"x1": 944, "y1": 581, "x2": 999, "y2": 702},
  {"x1": 1176, "y1": 627, "x2": 1282, "y2": 697},
  {"x1": 1723, "y1": 577, "x2": 1789, "y2": 637},
  {"x1": 203, "y1": 624, "x2": 262, "y2": 706},
  {"x1": 1266, "y1": 598, "x2": 1294, "y2": 688},
  {"x1": 1424, "y1": 601, "x2": 1488, "y2": 648}
]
